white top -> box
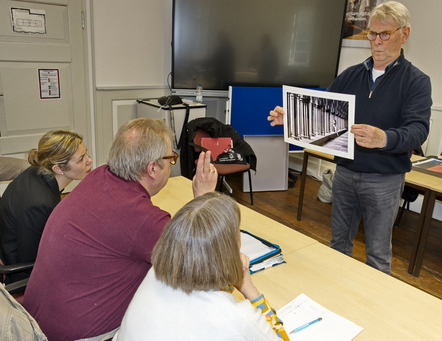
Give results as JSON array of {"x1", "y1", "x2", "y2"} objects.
[
  {"x1": 372, "y1": 68, "x2": 385, "y2": 82},
  {"x1": 114, "y1": 270, "x2": 280, "y2": 341}
]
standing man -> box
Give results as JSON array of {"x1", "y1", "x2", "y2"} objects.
[
  {"x1": 23, "y1": 118, "x2": 218, "y2": 340},
  {"x1": 268, "y1": 2, "x2": 431, "y2": 274}
]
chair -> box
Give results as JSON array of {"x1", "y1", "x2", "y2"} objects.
[
  {"x1": 394, "y1": 186, "x2": 420, "y2": 227},
  {"x1": 181, "y1": 117, "x2": 257, "y2": 205},
  {"x1": 394, "y1": 147, "x2": 424, "y2": 228},
  {"x1": 0, "y1": 195, "x2": 34, "y2": 301},
  {"x1": 0, "y1": 259, "x2": 34, "y2": 297}
]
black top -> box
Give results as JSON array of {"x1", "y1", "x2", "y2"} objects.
[
  {"x1": 328, "y1": 51, "x2": 431, "y2": 174},
  {"x1": 0, "y1": 166, "x2": 60, "y2": 281},
  {"x1": 180, "y1": 117, "x2": 257, "y2": 179}
]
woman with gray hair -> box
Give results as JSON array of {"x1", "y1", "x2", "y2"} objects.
[
  {"x1": 0, "y1": 129, "x2": 92, "y2": 281},
  {"x1": 115, "y1": 192, "x2": 289, "y2": 340}
]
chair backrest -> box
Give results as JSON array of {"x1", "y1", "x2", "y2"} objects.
[
  {"x1": 0, "y1": 258, "x2": 34, "y2": 303},
  {"x1": 0, "y1": 212, "x2": 34, "y2": 296}
]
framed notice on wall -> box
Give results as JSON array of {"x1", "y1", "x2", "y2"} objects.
[
  {"x1": 342, "y1": 0, "x2": 382, "y2": 48},
  {"x1": 38, "y1": 69, "x2": 61, "y2": 99},
  {"x1": 11, "y1": 8, "x2": 47, "y2": 34}
]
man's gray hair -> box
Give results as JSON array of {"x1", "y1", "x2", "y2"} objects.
[
  {"x1": 107, "y1": 118, "x2": 172, "y2": 181},
  {"x1": 369, "y1": 1, "x2": 410, "y2": 29}
]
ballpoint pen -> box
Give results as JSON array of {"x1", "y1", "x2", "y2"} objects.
[
  {"x1": 291, "y1": 317, "x2": 322, "y2": 333},
  {"x1": 249, "y1": 254, "x2": 285, "y2": 274}
]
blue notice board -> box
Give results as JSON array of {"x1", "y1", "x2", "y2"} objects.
[
  {"x1": 228, "y1": 86, "x2": 300, "y2": 150},
  {"x1": 229, "y1": 86, "x2": 283, "y2": 136}
]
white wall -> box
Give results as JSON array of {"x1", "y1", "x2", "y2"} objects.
[
  {"x1": 92, "y1": 0, "x2": 172, "y2": 88},
  {"x1": 90, "y1": 0, "x2": 173, "y2": 164}
]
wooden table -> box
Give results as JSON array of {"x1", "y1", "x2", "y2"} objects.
[
  {"x1": 152, "y1": 176, "x2": 317, "y2": 255},
  {"x1": 153, "y1": 176, "x2": 442, "y2": 340},
  {"x1": 406, "y1": 156, "x2": 442, "y2": 276},
  {"x1": 297, "y1": 150, "x2": 442, "y2": 276}
]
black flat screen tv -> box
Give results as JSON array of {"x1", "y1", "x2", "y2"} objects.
[{"x1": 172, "y1": 0, "x2": 347, "y2": 94}]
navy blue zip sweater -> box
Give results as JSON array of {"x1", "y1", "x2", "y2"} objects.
[{"x1": 328, "y1": 50, "x2": 432, "y2": 174}]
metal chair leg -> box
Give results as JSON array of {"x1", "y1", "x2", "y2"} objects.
[
  {"x1": 247, "y1": 170, "x2": 253, "y2": 206},
  {"x1": 218, "y1": 176, "x2": 224, "y2": 192},
  {"x1": 222, "y1": 178, "x2": 233, "y2": 194}
]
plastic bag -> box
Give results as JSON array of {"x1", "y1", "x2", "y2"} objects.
[
  {"x1": 317, "y1": 169, "x2": 334, "y2": 203},
  {"x1": 215, "y1": 148, "x2": 247, "y2": 164}
]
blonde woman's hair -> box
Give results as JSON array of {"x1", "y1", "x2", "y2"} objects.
[
  {"x1": 152, "y1": 192, "x2": 243, "y2": 294},
  {"x1": 107, "y1": 118, "x2": 172, "y2": 181},
  {"x1": 369, "y1": 1, "x2": 410, "y2": 29},
  {"x1": 28, "y1": 130, "x2": 83, "y2": 176}
]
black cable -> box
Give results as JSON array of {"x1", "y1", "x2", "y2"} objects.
[{"x1": 167, "y1": 71, "x2": 173, "y2": 95}]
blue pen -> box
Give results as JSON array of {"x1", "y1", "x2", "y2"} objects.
[{"x1": 292, "y1": 317, "x2": 322, "y2": 333}]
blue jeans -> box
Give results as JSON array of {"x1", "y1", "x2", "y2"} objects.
[{"x1": 330, "y1": 165, "x2": 405, "y2": 274}]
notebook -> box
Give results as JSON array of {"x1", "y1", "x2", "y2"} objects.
[
  {"x1": 200, "y1": 137, "x2": 232, "y2": 160},
  {"x1": 240, "y1": 230, "x2": 281, "y2": 265}
]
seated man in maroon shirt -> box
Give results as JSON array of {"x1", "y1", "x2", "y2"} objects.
[{"x1": 23, "y1": 118, "x2": 218, "y2": 341}]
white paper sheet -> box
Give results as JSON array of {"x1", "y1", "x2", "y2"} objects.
[
  {"x1": 278, "y1": 293, "x2": 363, "y2": 341},
  {"x1": 240, "y1": 231, "x2": 276, "y2": 261}
]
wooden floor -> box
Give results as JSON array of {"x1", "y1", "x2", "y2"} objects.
[{"x1": 225, "y1": 171, "x2": 442, "y2": 300}]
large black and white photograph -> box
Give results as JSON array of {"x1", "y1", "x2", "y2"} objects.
[{"x1": 283, "y1": 86, "x2": 355, "y2": 159}]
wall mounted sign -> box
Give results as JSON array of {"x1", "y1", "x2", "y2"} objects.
[
  {"x1": 342, "y1": 0, "x2": 382, "y2": 48},
  {"x1": 38, "y1": 69, "x2": 61, "y2": 99},
  {"x1": 11, "y1": 8, "x2": 46, "y2": 34}
]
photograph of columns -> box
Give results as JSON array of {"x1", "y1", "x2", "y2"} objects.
[{"x1": 283, "y1": 85, "x2": 355, "y2": 159}]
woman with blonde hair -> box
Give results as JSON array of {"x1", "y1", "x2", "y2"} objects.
[
  {"x1": 0, "y1": 129, "x2": 92, "y2": 281},
  {"x1": 115, "y1": 192, "x2": 289, "y2": 340}
]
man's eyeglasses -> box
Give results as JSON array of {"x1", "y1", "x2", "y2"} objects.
[
  {"x1": 366, "y1": 27, "x2": 401, "y2": 41},
  {"x1": 161, "y1": 151, "x2": 179, "y2": 165}
]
